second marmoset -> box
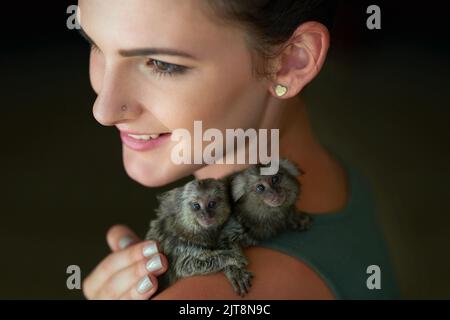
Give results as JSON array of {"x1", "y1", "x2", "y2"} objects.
[{"x1": 221, "y1": 159, "x2": 313, "y2": 248}]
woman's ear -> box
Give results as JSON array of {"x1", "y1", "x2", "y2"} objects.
[{"x1": 269, "y1": 21, "x2": 330, "y2": 98}]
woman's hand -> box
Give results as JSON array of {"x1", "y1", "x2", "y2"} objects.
[{"x1": 82, "y1": 225, "x2": 169, "y2": 300}]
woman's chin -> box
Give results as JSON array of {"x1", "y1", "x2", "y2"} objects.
[
  {"x1": 122, "y1": 150, "x2": 199, "y2": 187},
  {"x1": 125, "y1": 165, "x2": 167, "y2": 187}
]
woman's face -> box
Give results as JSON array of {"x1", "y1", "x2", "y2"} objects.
[{"x1": 79, "y1": 0, "x2": 272, "y2": 186}]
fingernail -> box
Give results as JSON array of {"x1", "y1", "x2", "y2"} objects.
[
  {"x1": 146, "y1": 255, "x2": 162, "y2": 273},
  {"x1": 137, "y1": 276, "x2": 153, "y2": 294},
  {"x1": 118, "y1": 236, "x2": 134, "y2": 249},
  {"x1": 142, "y1": 242, "x2": 158, "y2": 257}
]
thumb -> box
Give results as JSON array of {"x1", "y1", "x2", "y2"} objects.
[{"x1": 106, "y1": 224, "x2": 141, "y2": 252}]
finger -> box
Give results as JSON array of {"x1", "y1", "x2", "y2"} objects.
[
  {"x1": 106, "y1": 224, "x2": 141, "y2": 252},
  {"x1": 83, "y1": 240, "x2": 160, "y2": 299},
  {"x1": 119, "y1": 274, "x2": 159, "y2": 300},
  {"x1": 96, "y1": 253, "x2": 167, "y2": 299}
]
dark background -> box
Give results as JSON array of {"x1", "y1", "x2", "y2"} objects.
[{"x1": 0, "y1": 1, "x2": 449, "y2": 299}]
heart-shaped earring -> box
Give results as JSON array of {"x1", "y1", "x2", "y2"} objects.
[{"x1": 275, "y1": 84, "x2": 288, "y2": 97}]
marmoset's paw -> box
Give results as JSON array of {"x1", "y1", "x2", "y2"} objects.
[
  {"x1": 217, "y1": 250, "x2": 248, "y2": 268},
  {"x1": 224, "y1": 266, "x2": 254, "y2": 297}
]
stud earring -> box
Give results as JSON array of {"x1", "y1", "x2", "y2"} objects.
[
  {"x1": 275, "y1": 84, "x2": 288, "y2": 97},
  {"x1": 121, "y1": 105, "x2": 127, "y2": 111}
]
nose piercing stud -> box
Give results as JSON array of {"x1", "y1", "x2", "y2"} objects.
[
  {"x1": 275, "y1": 84, "x2": 288, "y2": 97},
  {"x1": 121, "y1": 105, "x2": 127, "y2": 111}
]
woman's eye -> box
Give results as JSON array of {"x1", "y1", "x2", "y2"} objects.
[
  {"x1": 255, "y1": 184, "x2": 265, "y2": 193},
  {"x1": 146, "y1": 59, "x2": 187, "y2": 77},
  {"x1": 191, "y1": 202, "x2": 201, "y2": 211},
  {"x1": 207, "y1": 201, "x2": 217, "y2": 209}
]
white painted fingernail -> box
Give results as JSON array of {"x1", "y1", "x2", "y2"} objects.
[
  {"x1": 137, "y1": 276, "x2": 153, "y2": 294},
  {"x1": 146, "y1": 255, "x2": 162, "y2": 273},
  {"x1": 118, "y1": 236, "x2": 134, "y2": 249},
  {"x1": 142, "y1": 242, "x2": 158, "y2": 257}
]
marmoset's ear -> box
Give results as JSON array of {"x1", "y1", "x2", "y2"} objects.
[
  {"x1": 157, "y1": 188, "x2": 175, "y2": 202},
  {"x1": 156, "y1": 187, "x2": 181, "y2": 215},
  {"x1": 280, "y1": 159, "x2": 303, "y2": 177},
  {"x1": 231, "y1": 175, "x2": 247, "y2": 202}
]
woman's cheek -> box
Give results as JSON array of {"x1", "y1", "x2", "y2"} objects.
[
  {"x1": 142, "y1": 63, "x2": 260, "y2": 132},
  {"x1": 154, "y1": 95, "x2": 243, "y2": 133},
  {"x1": 143, "y1": 88, "x2": 212, "y2": 129},
  {"x1": 169, "y1": 86, "x2": 232, "y2": 127}
]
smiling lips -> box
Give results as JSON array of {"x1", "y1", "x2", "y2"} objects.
[
  {"x1": 119, "y1": 131, "x2": 171, "y2": 151},
  {"x1": 127, "y1": 133, "x2": 161, "y2": 141}
]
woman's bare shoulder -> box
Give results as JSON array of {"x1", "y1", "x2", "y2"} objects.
[{"x1": 152, "y1": 246, "x2": 335, "y2": 300}]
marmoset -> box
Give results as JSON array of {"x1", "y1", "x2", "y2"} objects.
[
  {"x1": 221, "y1": 159, "x2": 312, "y2": 248},
  {"x1": 145, "y1": 178, "x2": 253, "y2": 296}
]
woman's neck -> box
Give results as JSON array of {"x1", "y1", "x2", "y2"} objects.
[{"x1": 194, "y1": 96, "x2": 349, "y2": 214}]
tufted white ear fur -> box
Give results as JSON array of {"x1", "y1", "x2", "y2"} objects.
[
  {"x1": 157, "y1": 186, "x2": 180, "y2": 201},
  {"x1": 231, "y1": 174, "x2": 247, "y2": 202},
  {"x1": 279, "y1": 159, "x2": 303, "y2": 177}
]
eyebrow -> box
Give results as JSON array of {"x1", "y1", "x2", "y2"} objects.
[{"x1": 77, "y1": 27, "x2": 197, "y2": 60}]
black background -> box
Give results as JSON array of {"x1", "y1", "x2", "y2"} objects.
[{"x1": 0, "y1": 1, "x2": 449, "y2": 299}]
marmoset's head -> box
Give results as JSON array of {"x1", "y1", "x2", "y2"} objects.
[
  {"x1": 231, "y1": 159, "x2": 302, "y2": 208},
  {"x1": 179, "y1": 178, "x2": 231, "y2": 229}
]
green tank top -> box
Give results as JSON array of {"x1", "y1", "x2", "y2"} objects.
[{"x1": 258, "y1": 156, "x2": 401, "y2": 299}]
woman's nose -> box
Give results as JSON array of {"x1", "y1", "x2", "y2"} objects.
[{"x1": 92, "y1": 69, "x2": 142, "y2": 126}]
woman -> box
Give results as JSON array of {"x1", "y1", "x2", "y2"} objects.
[{"x1": 80, "y1": 0, "x2": 399, "y2": 299}]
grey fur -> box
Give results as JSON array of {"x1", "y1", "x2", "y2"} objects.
[
  {"x1": 145, "y1": 178, "x2": 253, "y2": 296},
  {"x1": 222, "y1": 159, "x2": 312, "y2": 248}
]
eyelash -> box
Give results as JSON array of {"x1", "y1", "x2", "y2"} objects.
[
  {"x1": 146, "y1": 59, "x2": 188, "y2": 78},
  {"x1": 90, "y1": 44, "x2": 187, "y2": 78},
  {"x1": 90, "y1": 43, "x2": 100, "y2": 54}
]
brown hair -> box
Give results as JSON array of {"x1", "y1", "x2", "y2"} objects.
[{"x1": 202, "y1": 0, "x2": 338, "y2": 79}]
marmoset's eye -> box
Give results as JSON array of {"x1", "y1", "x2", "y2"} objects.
[
  {"x1": 207, "y1": 201, "x2": 217, "y2": 209},
  {"x1": 255, "y1": 184, "x2": 265, "y2": 193},
  {"x1": 271, "y1": 175, "x2": 280, "y2": 185},
  {"x1": 191, "y1": 202, "x2": 201, "y2": 211}
]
